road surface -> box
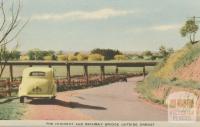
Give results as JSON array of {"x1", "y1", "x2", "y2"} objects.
[{"x1": 23, "y1": 76, "x2": 167, "y2": 120}]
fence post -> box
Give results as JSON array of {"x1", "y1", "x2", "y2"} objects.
[
  {"x1": 84, "y1": 65, "x2": 89, "y2": 85},
  {"x1": 48, "y1": 64, "x2": 52, "y2": 68},
  {"x1": 66, "y1": 63, "x2": 71, "y2": 84},
  {"x1": 9, "y1": 65, "x2": 13, "y2": 82},
  {"x1": 115, "y1": 66, "x2": 119, "y2": 75},
  {"x1": 143, "y1": 66, "x2": 146, "y2": 78},
  {"x1": 100, "y1": 65, "x2": 105, "y2": 82},
  {"x1": 7, "y1": 79, "x2": 11, "y2": 96}
]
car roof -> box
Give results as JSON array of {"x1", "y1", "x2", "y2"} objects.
[
  {"x1": 24, "y1": 67, "x2": 53, "y2": 72},
  {"x1": 23, "y1": 67, "x2": 53, "y2": 76}
]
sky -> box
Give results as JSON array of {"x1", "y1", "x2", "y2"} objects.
[{"x1": 10, "y1": 0, "x2": 200, "y2": 52}]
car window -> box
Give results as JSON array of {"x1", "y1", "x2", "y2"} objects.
[{"x1": 29, "y1": 71, "x2": 46, "y2": 77}]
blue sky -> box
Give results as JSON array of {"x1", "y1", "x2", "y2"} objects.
[{"x1": 14, "y1": 0, "x2": 200, "y2": 51}]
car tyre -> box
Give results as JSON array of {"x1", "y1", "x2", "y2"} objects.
[
  {"x1": 20, "y1": 96, "x2": 24, "y2": 103},
  {"x1": 50, "y1": 96, "x2": 56, "y2": 100}
]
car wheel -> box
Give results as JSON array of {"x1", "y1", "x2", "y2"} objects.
[
  {"x1": 50, "y1": 96, "x2": 56, "y2": 100},
  {"x1": 20, "y1": 97, "x2": 24, "y2": 103}
]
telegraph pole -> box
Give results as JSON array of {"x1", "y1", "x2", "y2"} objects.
[{"x1": 187, "y1": 16, "x2": 200, "y2": 23}]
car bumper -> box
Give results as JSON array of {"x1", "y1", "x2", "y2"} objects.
[{"x1": 19, "y1": 94, "x2": 55, "y2": 98}]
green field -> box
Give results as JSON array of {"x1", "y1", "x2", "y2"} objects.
[{"x1": 1, "y1": 65, "x2": 155, "y2": 78}]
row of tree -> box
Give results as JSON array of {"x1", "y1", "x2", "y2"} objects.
[
  {"x1": 20, "y1": 48, "x2": 124, "y2": 61},
  {"x1": 10, "y1": 46, "x2": 173, "y2": 61},
  {"x1": 127, "y1": 46, "x2": 174, "y2": 60}
]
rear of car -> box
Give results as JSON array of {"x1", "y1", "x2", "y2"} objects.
[{"x1": 18, "y1": 67, "x2": 56, "y2": 103}]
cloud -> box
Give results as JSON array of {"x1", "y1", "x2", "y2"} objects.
[
  {"x1": 128, "y1": 23, "x2": 181, "y2": 33},
  {"x1": 151, "y1": 24, "x2": 181, "y2": 31},
  {"x1": 31, "y1": 8, "x2": 135, "y2": 21}
]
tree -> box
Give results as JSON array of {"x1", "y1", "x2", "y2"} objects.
[
  {"x1": 68, "y1": 55, "x2": 77, "y2": 61},
  {"x1": 43, "y1": 55, "x2": 53, "y2": 61},
  {"x1": 39, "y1": 50, "x2": 56, "y2": 60},
  {"x1": 88, "y1": 54, "x2": 104, "y2": 61},
  {"x1": 141, "y1": 50, "x2": 155, "y2": 60},
  {"x1": 74, "y1": 52, "x2": 80, "y2": 56},
  {"x1": 90, "y1": 48, "x2": 122, "y2": 60},
  {"x1": 20, "y1": 55, "x2": 29, "y2": 61},
  {"x1": 27, "y1": 49, "x2": 42, "y2": 60},
  {"x1": 76, "y1": 54, "x2": 88, "y2": 61},
  {"x1": 57, "y1": 50, "x2": 64, "y2": 55},
  {"x1": 114, "y1": 55, "x2": 127, "y2": 60},
  {"x1": 167, "y1": 48, "x2": 174, "y2": 54},
  {"x1": 10, "y1": 50, "x2": 21, "y2": 60},
  {"x1": 0, "y1": 0, "x2": 26, "y2": 77},
  {"x1": 57, "y1": 55, "x2": 67, "y2": 61},
  {"x1": 142, "y1": 50, "x2": 153, "y2": 56},
  {"x1": 158, "y1": 46, "x2": 174, "y2": 58},
  {"x1": 180, "y1": 19, "x2": 199, "y2": 44},
  {"x1": 159, "y1": 46, "x2": 168, "y2": 57}
]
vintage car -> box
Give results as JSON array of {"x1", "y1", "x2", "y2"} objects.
[{"x1": 18, "y1": 67, "x2": 56, "y2": 103}]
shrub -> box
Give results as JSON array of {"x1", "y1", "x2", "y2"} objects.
[
  {"x1": 43, "y1": 55, "x2": 53, "y2": 61},
  {"x1": 131, "y1": 54, "x2": 144, "y2": 60},
  {"x1": 114, "y1": 55, "x2": 127, "y2": 60},
  {"x1": 57, "y1": 55, "x2": 67, "y2": 61},
  {"x1": 74, "y1": 52, "x2": 80, "y2": 56},
  {"x1": 68, "y1": 55, "x2": 77, "y2": 61},
  {"x1": 88, "y1": 54, "x2": 104, "y2": 61},
  {"x1": 20, "y1": 55, "x2": 29, "y2": 61},
  {"x1": 76, "y1": 54, "x2": 88, "y2": 61},
  {"x1": 90, "y1": 48, "x2": 122, "y2": 60},
  {"x1": 142, "y1": 50, "x2": 153, "y2": 56},
  {"x1": 143, "y1": 56, "x2": 153, "y2": 60}
]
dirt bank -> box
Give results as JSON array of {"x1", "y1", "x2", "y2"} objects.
[{"x1": 174, "y1": 57, "x2": 200, "y2": 82}]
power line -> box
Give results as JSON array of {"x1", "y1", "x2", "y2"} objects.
[{"x1": 187, "y1": 16, "x2": 200, "y2": 23}]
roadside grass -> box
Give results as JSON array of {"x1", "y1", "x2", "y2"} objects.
[
  {"x1": 137, "y1": 74, "x2": 200, "y2": 104},
  {"x1": 0, "y1": 97, "x2": 26, "y2": 120}
]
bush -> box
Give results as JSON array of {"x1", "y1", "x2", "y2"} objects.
[
  {"x1": 20, "y1": 55, "x2": 29, "y2": 61},
  {"x1": 142, "y1": 51, "x2": 153, "y2": 56},
  {"x1": 43, "y1": 55, "x2": 53, "y2": 61},
  {"x1": 57, "y1": 55, "x2": 67, "y2": 61},
  {"x1": 90, "y1": 48, "x2": 122, "y2": 60},
  {"x1": 68, "y1": 55, "x2": 77, "y2": 61},
  {"x1": 76, "y1": 54, "x2": 88, "y2": 61},
  {"x1": 131, "y1": 54, "x2": 144, "y2": 60},
  {"x1": 88, "y1": 54, "x2": 104, "y2": 61},
  {"x1": 114, "y1": 55, "x2": 127, "y2": 60}
]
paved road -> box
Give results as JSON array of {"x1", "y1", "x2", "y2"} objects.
[
  {"x1": 67, "y1": 76, "x2": 167, "y2": 121},
  {"x1": 23, "y1": 76, "x2": 167, "y2": 120}
]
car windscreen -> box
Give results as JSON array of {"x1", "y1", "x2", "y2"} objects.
[{"x1": 29, "y1": 71, "x2": 46, "y2": 77}]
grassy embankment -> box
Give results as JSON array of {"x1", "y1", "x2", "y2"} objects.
[{"x1": 137, "y1": 42, "x2": 200, "y2": 104}]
